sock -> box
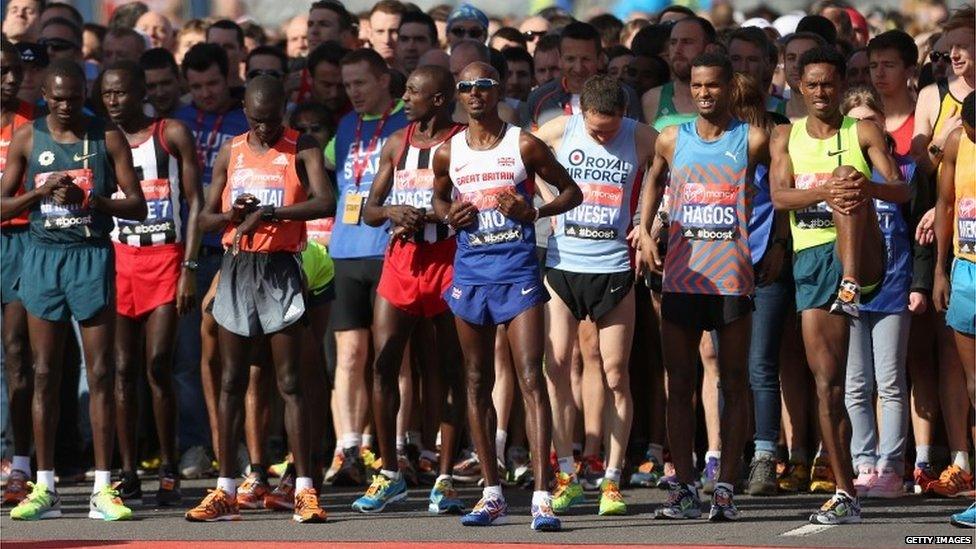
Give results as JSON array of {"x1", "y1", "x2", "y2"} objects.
[
  {"x1": 952, "y1": 450, "x2": 971, "y2": 473},
  {"x1": 381, "y1": 469, "x2": 402, "y2": 481},
  {"x1": 421, "y1": 449, "x2": 438, "y2": 463},
  {"x1": 649, "y1": 443, "x2": 664, "y2": 464},
  {"x1": 396, "y1": 435, "x2": 406, "y2": 454},
  {"x1": 93, "y1": 470, "x2": 111, "y2": 493},
  {"x1": 790, "y1": 446, "x2": 808, "y2": 464},
  {"x1": 436, "y1": 474, "x2": 452, "y2": 484},
  {"x1": 495, "y1": 430, "x2": 508, "y2": 460},
  {"x1": 705, "y1": 450, "x2": 721, "y2": 462},
  {"x1": 557, "y1": 456, "x2": 576, "y2": 476},
  {"x1": 37, "y1": 470, "x2": 56, "y2": 492},
  {"x1": 915, "y1": 446, "x2": 932, "y2": 466},
  {"x1": 12, "y1": 455, "x2": 31, "y2": 476},
  {"x1": 217, "y1": 476, "x2": 237, "y2": 497},
  {"x1": 295, "y1": 476, "x2": 313, "y2": 492},
  {"x1": 605, "y1": 467, "x2": 622, "y2": 483},
  {"x1": 715, "y1": 482, "x2": 734, "y2": 493},
  {"x1": 362, "y1": 433, "x2": 374, "y2": 449},
  {"x1": 342, "y1": 432, "x2": 362, "y2": 450},
  {"x1": 483, "y1": 484, "x2": 503, "y2": 500},
  {"x1": 333, "y1": 443, "x2": 342, "y2": 457},
  {"x1": 532, "y1": 490, "x2": 549, "y2": 507},
  {"x1": 836, "y1": 488, "x2": 855, "y2": 500}
]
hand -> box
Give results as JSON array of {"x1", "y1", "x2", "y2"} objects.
[
  {"x1": 825, "y1": 177, "x2": 868, "y2": 214},
  {"x1": 446, "y1": 201, "x2": 477, "y2": 230},
  {"x1": 908, "y1": 291, "x2": 928, "y2": 315},
  {"x1": 916, "y1": 207, "x2": 936, "y2": 246},
  {"x1": 496, "y1": 190, "x2": 536, "y2": 223},
  {"x1": 639, "y1": 231, "x2": 663, "y2": 276},
  {"x1": 176, "y1": 270, "x2": 197, "y2": 316},
  {"x1": 932, "y1": 273, "x2": 950, "y2": 313},
  {"x1": 231, "y1": 193, "x2": 260, "y2": 224},
  {"x1": 52, "y1": 180, "x2": 85, "y2": 206},
  {"x1": 41, "y1": 172, "x2": 72, "y2": 197},
  {"x1": 757, "y1": 241, "x2": 786, "y2": 286},
  {"x1": 627, "y1": 226, "x2": 641, "y2": 251},
  {"x1": 387, "y1": 205, "x2": 425, "y2": 233}
]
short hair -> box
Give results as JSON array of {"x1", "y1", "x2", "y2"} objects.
[
  {"x1": 727, "y1": 26, "x2": 776, "y2": 68},
  {"x1": 370, "y1": 0, "x2": 406, "y2": 18},
  {"x1": 141, "y1": 47, "x2": 179, "y2": 76},
  {"x1": 867, "y1": 30, "x2": 917, "y2": 69},
  {"x1": 673, "y1": 16, "x2": 716, "y2": 45},
  {"x1": 41, "y1": 2, "x2": 82, "y2": 27},
  {"x1": 240, "y1": 20, "x2": 267, "y2": 46},
  {"x1": 181, "y1": 42, "x2": 229, "y2": 79},
  {"x1": 963, "y1": 92, "x2": 975, "y2": 127},
  {"x1": 45, "y1": 57, "x2": 86, "y2": 85},
  {"x1": 108, "y1": 1, "x2": 148, "y2": 29},
  {"x1": 798, "y1": 45, "x2": 846, "y2": 78},
  {"x1": 106, "y1": 26, "x2": 147, "y2": 50},
  {"x1": 841, "y1": 85, "x2": 883, "y2": 115},
  {"x1": 307, "y1": 41, "x2": 350, "y2": 74},
  {"x1": 177, "y1": 19, "x2": 209, "y2": 41},
  {"x1": 783, "y1": 31, "x2": 829, "y2": 51},
  {"x1": 399, "y1": 11, "x2": 437, "y2": 44},
  {"x1": 579, "y1": 74, "x2": 626, "y2": 115},
  {"x1": 796, "y1": 15, "x2": 837, "y2": 44},
  {"x1": 657, "y1": 5, "x2": 695, "y2": 22},
  {"x1": 411, "y1": 64, "x2": 455, "y2": 99},
  {"x1": 560, "y1": 22, "x2": 602, "y2": 56},
  {"x1": 245, "y1": 75, "x2": 286, "y2": 108},
  {"x1": 489, "y1": 47, "x2": 508, "y2": 81},
  {"x1": 208, "y1": 19, "x2": 245, "y2": 47},
  {"x1": 427, "y1": 3, "x2": 452, "y2": 23},
  {"x1": 502, "y1": 45, "x2": 533, "y2": 72},
  {"x1": 605, "y1": 44, "x2": 633, "y2": 62},
  {"x1": 535, "y1": 33, "x2": 561, "y2": 54},
  {"x1": 83, "y1": 23, "x2": 107, "y2": 42},
  {"x1": 341, "y1": 48, "x2": 388, "y2": 77},
  {"x1": 944, "y1": 5, "x2": 975, "y2": 33},
  {"x1": 290, "y1": 101, "x2": 335, "y2": 133},
  {"x1": 452, "y1": 39, "x2": 489, "y2": 62},
  {"x1": 491, "y1": 27, "x2": 527, "y2": 50},
  {"x1": 690, "y1": 52, "x2": 733, "y2": 82},
  {"x1": 246, "y1": 45, "x2": 288, "y2": 74},
  {"x1": 310, "y1": 0, "x2": 355, "y2": 31},
  {"x1": 102, "y1": 59, "x2": 146, "y2": 91},
  {"x1": 42, "y1": 17, "x2": 83, "y2": 45},
  {"x1": 630, "y1": 23, "x2": 670, "y2": 58},
  {"x1": 587, "y1": 13, "x2": 624, "y2": 48}
]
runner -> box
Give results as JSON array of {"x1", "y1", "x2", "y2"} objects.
[
  {"x1": 641, "y1": 17, "x2": 715, "y2": 130},
  {"x1": 639, "y1": 53, "x2": 768, "y2": 522},
  {"x1": 532, "y1": 74, "x2": 655, "y2": 516},
  {"x1": 184, "y1": 76, "x2": 333, "y2": 523},
  {"x1": 2, "y1": 59, "x2": 146, "y2": 521},
  {"x1": 352, "y1": 65, "x2": 465, "y2": 515},
  {"x1": 769, "y1": 46, "x2": 909, "y2": 524},
  {"x1": 430, "y1": 61, "x2": 582, "y2": 531}
]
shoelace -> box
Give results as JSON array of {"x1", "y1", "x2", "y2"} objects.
[
  {"x1": 365, "y1": 475, "x2": 391, "y2": 496},
  {"x1": 296, "y1": 489, "x2": 320, "y2": 509},
  {"x1": 434, "y1": 480, "x2": 457, "y2": 497},
  {"x1": 199, "y1": 489, "x2": 230, "y2": 514},
  {"x1": 553, "y1": 474, "x2": 572, "y2": 497},
  {"x1": 666, "y1": 486, "x2": 686, "y2": 506},
  {"x1": 602, "y1": 482, "x2": 623, "y2": 502}
]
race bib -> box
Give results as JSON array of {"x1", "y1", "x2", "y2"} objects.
[
  {"x1": 36, "y1": 168, "x2": 94, "y2": 230},
  {"x1": 231, "y1": 167, "x2": 286, "y2": 208},
  {"x1": 462, "y1": 185, "x2": 522, "y2": 247},
  {"x1": 958, "y1": 197, "x2": 976, "y2": 255},
  {"x1": 678, "y1": 182, "x2": 739, "y2": 241},
  {"x1": 391, "y1": 168, "x2": 435, "y2": 209},
  {"x1": 564, "y1": 182, "x2": 623, "y2": 241},
  {"x1": 117, "y1": 178, "x2": 176, "y2": 241},
  {"x1": 342, "y1": 190, "x2": 365, "y2": 225},
  {"x1": 794, "y1": 173, "x2": 834, "y2": 230}
]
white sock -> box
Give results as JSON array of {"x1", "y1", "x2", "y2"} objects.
[
  {"x1": 37, "y1": 470, "x2": 56, "y2": 492},
  {"x1": 421, "y1": 449, "x2": 438, "y2": 462},
  {"x1": 532, "y1": 490, "x2": 549, "y2": 507},
  {"x1": 381, "y1": 469, "x2": 401, "y2": 481},
  {"x1": 716, "y1": 482, "x2": 734, "y2": 493},
  {"x1": 295, "y1": 476, "x2": 313, "y2": 491},
  {"x1": 495, "y1": 430, "x2": 508, "y2": 459},
  {"x1": 705, "y1": 450, "x2": 721, "y2": 462},
  {"x1": 12, "y1": 455, "x2": 31, "y2": 477},
  {"x1": 605, "y1": 467, "x2": 622, "y2": 483},
  {"x1": 342, "y1": 432, "x2": 362, "y2": 450},
  {"x1": 217, "y1": 476, "x2": 237, "y2": 497},
  {"x1": 436, "y1": 474, "x2": 452, "y2": 484},
  {"x1": 362, "y1": 433, "x2": 374, "y2": 449},
  {"x1": 915, "y1": 445, "x2": 932, "y2": 465},
  {"x1": 483, "y1": 484, "x2": 503, "y2": 500},
  {"x1": 557, "y1": 456, "x2": 576, "y2": 477},
  {"x1": 952, "y1": 450, "x2": 971, "y2": 473},
  {"x1": 93, "y1": 470, "x2": 111, "y2": 493},
  {"x1": 396, "y1": 435, "x2": 406, "y2": 454},
  {"x1": 649, "y1": 443, "x2": 664, "y2": 463}
]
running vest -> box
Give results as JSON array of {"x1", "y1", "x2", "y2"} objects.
[
  {"x1": 652, "y1": 82, "x2": 696, "y2": 132},
  {"x1": 548, "y1": 114, "x2": 641, "y2": 273},
  {"x1": 890, "y1": 113, "x2": 914, "y2": 157},
  {"x1": 112, "y1": 119, "x2": 183, "y2": 246},
  {"x1": 220, "y1": 128, "x2": 307, "y2": 253},
  {"x1": 390, "y1": 121, "x2": 461, "y2": 243},
  {"x1": 865, "y1": 156, "x2": 916, "y2": 313},
  {"x1": 450, "y1": 124, "x2": 538, "y2": 285},
  {"x1": 0, "y1": 100, "x2": 35, "y2": 227},
  {"x1": 954, "y1": 132, "x2": 976, "y2": 263},
  {"x1": 330, "y1": 101, "x2": 408, "y2": 259},
  {"x1": 665, "y1": 119, "x2": 752, "y2": 297},
  {"x1": 787, "y1": 116, "x2": 871, "y2": 252},
  {"x1": 933, "y1": 79, "x2": 965, "y2": 141},
  {"x1": 25, "y1": 116, "x2": 115, "y2": 245}
]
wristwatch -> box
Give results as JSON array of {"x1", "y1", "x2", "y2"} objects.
[
  {"x1": 260, "y1": 204, "x2": 276, "y2": 222},
  {"x1": 928, "y1": 143, "x2": 943, "y2": 158},
  {"x1": 181, "y1": 260, "x2": 199, "y2": 271}
]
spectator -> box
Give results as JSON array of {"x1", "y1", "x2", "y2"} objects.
[
  {"x1": 396, "y1": 11, "x2": 437, "y2": 76},
  {"x1": 533, "y1": 33, "x2": 561, "y2": 87},
  {"x1": 135, "y1": 11, "x2": 175, "y2": 51},
  {"x1": 369, "y1": 0, "x2": 406, "y2": 66},
  {"x1": 445, "y1": 4, "x2": 488, "y2": 50},
  {"x1": 490, "y1": 27, "x2": 527, "y2": 52},
  {"x1": 284, "y1": 15, "x2": 309, "y2": 58},
  {"x1": 519, "y1": 15, "x2": 550, "y2": 55},
  {"x1": 3, "y1": 0, "x2": 43, "y2": 44},
  {"x1": 101, "y1": 27, "x2": 147, "y2": 66},
  {"x1": 207, "y1": 19, "x2": 247, "y2": 89}
]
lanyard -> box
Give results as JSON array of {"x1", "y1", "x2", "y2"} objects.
[
  {"x1": 351, "y1": 103, "x2": 393, "y2": 188},
  {"x1": 195, "y1": 108, "x2": 225, "y2": 167},
  {"x1": 561, "y1": 78, "x2": 575, "y2": 116}
]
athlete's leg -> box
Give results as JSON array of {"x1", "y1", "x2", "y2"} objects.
[
  {"x1": 396, "y1": 346, "x2": 414, "y2": 458},
  {"x1": 579, "y1": 320, "x2": 605, "y2": 458},
  {"x1": 303, "y1": 303, "x2": 331, "y2": 486},
  {"x1": 780, "y1": 313, "x2": 810, "y2": 465},
  {"x1": 938, "y1": 323, "x2": 970, "y2": 466},
  {"x1": 371, "y1": 296, "x2": 419, "y2": 472},
  {"x1": 335, "y1": 329, "x2": 371, "y2": 448},
  {"x1": 906, "y1": 312, "x2": 939, "y2": 470},
  {"x1": 543, "y1": 282, "x2": 580, "y2": 470},
  {"x1": 955, "y1": 331, "x2": 976, "y2": 408},
  {"x1": 79, "y1": 308, "x2": 117, "y2": 472},
  {"x1": 28, "y1": 316, "x2": 69, "y2": 472},
  {"x1": 268, "y1": 322, "x2": 310, "y2": 478},
  {"x1": 596, "y1": 288, "x2": 636, "y2": 473},
  {"x1": 216, "y1": 328, "x2": 253, "y2": 479},
  {"x1": 432, "y1": 311, "x2": 464, "y2": 476},
  {"x1": 661, "y1": 318, "x2": 705, "y2": 485},
  {"x1": 244, "y1": 358, "x2": 272, "y2": 468},
  {"x1": 700, "y1": 334, "x2": 722, "y2": 457},
  {"x1": 833, "y1": 203, "x2": 886, "y2": 286},
  {"x1": 3, "y1": 302, "x2": 33, "y2": 459},
  {"x1": 200, "y1": 276, "x2": 222, "y2": 463},
  {"x1": 456, "y1": 317, "x2": 500, "y2": 486},
  {"x1": 114, "y1": 314, "x2": 142, "y2": 473},
  {"x1": 144, "y1": 304, "x2": 179, "y2": 468},
  {"x1": 492, "y1": 327, "x2": 515, "y2": 457},
  {"x1": 714, "y1": 313, "x2": 752, "y2": 486}
]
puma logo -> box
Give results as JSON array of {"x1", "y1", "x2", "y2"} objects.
[{"x1": 724, "y1": 151, "x2": 739, "y2": 163}]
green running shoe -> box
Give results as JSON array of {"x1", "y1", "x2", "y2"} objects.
[
  {"x1": 598, "y1": 478, "x2": 627, "y2": 516},
  {"x1": 551, "y1": 471, "x2": 584, "y2": 513},
  {"x1": 10, "y1": 482, "x2": 62, "y2": 521},
  {"x1": 89, "y1": 483, "x2": 133, "y2": 521}
]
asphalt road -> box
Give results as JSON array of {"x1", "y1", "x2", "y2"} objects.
[{"x1": 3, "y1": 477, "x2": 973, "y2": 547}]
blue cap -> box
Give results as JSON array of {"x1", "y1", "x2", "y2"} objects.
[{"x1": 447, "y1": 4, "x2": 489, "y2": 31}]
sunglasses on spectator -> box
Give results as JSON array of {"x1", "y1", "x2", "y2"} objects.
[
  {"x1": 522, "y1": 30, "x2": 546, "y2": 42},
  {"x1": 246, "y1": 69, "x2": 284, "y2": 80},
  {"x1": 293, "y1": 124, "x2": 324, "y2": 134},
  {"x1": 456, "y1": 78, "x2": 499, "y2": 93},
  {"x1": 39, "y1": 37, "x2": 78, "y2": 52},
  {"x1": 929, "y1": 51, "x2": 950, "y2": 63},
  {"x1": 450, "y1": 26, "x2": 485, "y2": 39}
]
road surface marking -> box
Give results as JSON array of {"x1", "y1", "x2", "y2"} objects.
[{"x1": 781, "y1": 524, "x2": 835, "y2": 537}]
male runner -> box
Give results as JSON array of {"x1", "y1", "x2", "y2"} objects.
[
  {"x1": 641, "y1": 17, "x2": 714, "y2": 130},
  {"x1": 0, "y1": 38, "x2": 36, "y2": 507},
  {"x1": 2, "y1": 59, "x2": 146, "y2": 521},
  {"x1": 770, "y1": 46, "x2": 908, "y2": 524},
  {"x1": 533, "y1": 74, "x2": 655, "y2": 516},
  {"x1": 431, "y1": 61, "x2": 582, "y2": 531},
  {"x1": 352, "y1": 65, "x2": 465, "y2": 515},
  {"x1": 99, "y1": 60, "x2": 203, "y2": 506},
  {"x1": 639, "y1": 53, "x2": 768, "y2": 522},
  {"x1": 185, "y1": 76, "x2": 333, "y2": 523}
]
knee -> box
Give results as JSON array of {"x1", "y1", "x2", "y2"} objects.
[
  {"x1": 87, "y1": 362, "x2": 114, "y2": 392},
  {"x1": 277, "y1": 369, "x2": 301, "y2": 398},
  {"x1": 815, "y1": 376, "x2": 845, "y2": 406},
  {"x1": 220, "y1": 366, "x2": 249, "y2": 396},
  {"x1": 145, "y1": 348, "x2": 174, "y2": 386},
  {"x1": 2, "y1": 332, "x2": 27, "y2": 362},
  {"x1": 604, "y1": 366, "x2": 630, "y2": 395},
  {"x1": 465, "y1": 365, "x2": 492, "y2": 400}
]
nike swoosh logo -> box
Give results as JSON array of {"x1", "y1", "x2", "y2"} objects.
[
  {"x1": 826, "y1": 150, "x2": 847, "y2": 157},
  {"x1": 73, "y1": 153, "x2": 97, "y2": 162},
  {"x1": 610, "y1": 286, "x2": 622, "y2": 293},
  {"x1": 453, "y1": 163, "x2": 469, "y2": 173},
  {"x1": 521, "y1": 287, "x2": 536, "y2": 295}
]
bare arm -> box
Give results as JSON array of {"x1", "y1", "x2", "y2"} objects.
[
  {"x1": 197, "y1": 141, "x2": 235, "y2": 233},
  {"x1": 91, "y1": 128, "x2": 147, "y2": 221},
  {"x1": 362, "y1": 130, "x2": 424, "y2": 229},
  {"x1": 640, "y1": 86, "x2": 662, "y2": 127},
  {"x1": 518, "y1": 132, "x2": 581, "y2": 219},
  {"x1": 531, "y1": 115, "x2": 569, "y2": 153},
  {"x1": 0, "y1": 125, "x2": 53, "y2": 220},
  {"x1": 910, "y1": 84, "x2": 945, "y2": 175},
  {"x1": 637, "y1": 126, "x2": 674, "y2": 272},
  {"x1": 165, "y1": 120, "x2": 203, "y2": 264},
  {"x1": 430, "y1": 140, "x2": 477, "y2": 229},
  {"x1": 932, "y1": 128, "x2": 961, "y2": 311},
  {"x1": 277, "y1": 134, "x2": 335, "y2": 220}
]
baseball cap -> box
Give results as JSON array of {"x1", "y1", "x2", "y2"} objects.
[
  {"x1": 15, "y1": 42, "x2": 49, "y2": 67},
  {"x1": 447, "y1": 3, "x2": 488, "y2": 31}
]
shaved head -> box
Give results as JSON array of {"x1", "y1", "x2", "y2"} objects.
[
  {"x1": 418, "y1": 48, "x2": 450, "y2": 70},
  {"x1": 458, "y1": 61, "x2": 498, "y2": 82},
  {"x1": 245, "y1": 74, "x2": 285, "y2": 110}
]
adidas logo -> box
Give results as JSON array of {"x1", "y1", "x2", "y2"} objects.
[{"x1": 272, "y1": 154, "x2": 289, "y2": 166}]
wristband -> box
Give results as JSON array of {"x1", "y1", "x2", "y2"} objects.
[{"x1": 260, "y1": 205, "x2": 276, "y2": 222}]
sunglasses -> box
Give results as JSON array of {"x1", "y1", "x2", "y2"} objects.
[
  {"x1": 522, "y1": 30, "x2": 546, "y2": 42},
  {"x1": 293, "y1": 124, "x2": 324, "y2": 134},
  {"x1": 38, "y1": 37, "x2": 78, "y2": 52},
  {"x1": 246, "y1": 69, "x2": 284, "y2": 80},
  {"x1": 456, "y1": 78, "x2": 499, "y2": 93},
  {"x1": 929, "y1": 51, "x2": 950, "y2": 63},
  {"x1": 450, "y1": 26, "x2": 485, "y2": 39}
]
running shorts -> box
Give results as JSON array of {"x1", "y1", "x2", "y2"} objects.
[
  {"x1": 212, "y1": 250, "x2": 306, "y2": 337},
  {"x1": 1, "y1": 226, "x2": 29, "y2": 304},
  {"x1": 302, "y1": 240, "x2": 336, "y2": 309},
  {"x1": 378, "y1": 238, "x2": 455, "y2": 318},
  {"x1": 661, "y1": 292, "x2": 753, "y2": 332},
  {"x1": 446, "y1": 279, "x2": 549, "y2": 326},
  {"x1": 546, "y1": 268, "x2": 634, "y2": 321},
  {"x1": 947, "y1": 258, "x2": 976, "y2": 335},
  {"x1": 793, "y1": 242, "x2": 881, "y2": 311},
  {"x1": 331, "y1": 258, "x2": 383, "y2": 330},
  {"x1": 17, "y1": 242, "x2": 114, "y2": 322},
  {"x1": 114, "y1": 242, "x2": 182, "y2": 318}
]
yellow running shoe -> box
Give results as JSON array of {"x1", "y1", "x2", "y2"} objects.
[
  {"x1": 89, "y1": 484, "x2": 133, "y2": 521},
  {"x1": 598, "y1": 479, "x2": 626, "y2": 516}
]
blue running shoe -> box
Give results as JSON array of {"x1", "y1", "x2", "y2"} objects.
[
  {"x1": 531, "y1": 494, "x2": 561, "y2": 531},
  {"x1": 460, "y1": 496, "x2": 508, "y2": 526},
  {"x1": 351, "y1": 474, "x2": 407, "y2": 513},
  {"x1": 654, "y1": 482, "x2": 702, "y2": 520},
  {"x1": 701, "y1": 457, "x2": 720, "y2": 494},
  {"x1": 951, "y1": 503, "x2": 976, "y2": 528},
  {"x1": 428, "y1": 477, "x2": 465, "y2": 514}
]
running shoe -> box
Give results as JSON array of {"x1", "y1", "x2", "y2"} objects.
[
  {"x1": 156, "y1": 465, "x2": 182, "y2": 506},
  {"x1": 185, "y1": 488, "x2": 241, "y2": 522},
  {"x1": 362, "y1": 446, "x2": 381, "y2": 473},
  {"x1": 460, "y1": 495, "x2": 508, "y2": 526},
  {"x1": 453, "y1": 451, "x2": 483, "y2": 483},
  {"x1": 507, "y1": 446, "x2": 532, "y2": 487},
  {"x1": 580, "y1": 454, "x2": 605, "y2": 491},
  {"x1": 428, "y1": 477, "x2": 465, "y2": 514},
  {"x1": 598, "y1": 478, "x2": 626, "y2": 516},
  {"x1": 700, "y1": 456, "x2": 720, "y2": 494},
  {"x1": 180, "y1": 445, "x2": 215, "y2": 479},
  {"x1": 829, "y1": 279, "x2": 861, "y2": 318},
  {"x1": 928, "y1": 465, "x2": 975, "y2": 497},
  {"x1": 10, "y1": 482, "x2": 61, "y2": 520},
  {"x1": 778, "y1": 461, "x2": 810, "y2": 493},
  {"x1": 551, "y1": 471, "x2": 584, "y2": 513},
  {"x1": 531, "y1": 494, "x2": 561, "y2": 531},
  {"x1": 352, "y1": 474, "x2": 408, "y2": 513},
  {"x1": 809, "y1": 492, "x2": 861, "y2": 524},
  {"x1": 2, "y1": 469, "x2": 29, "y2": 506},
  {"x1": 809, "y1": 457, "x2": 836, "y2": 493},
  {"x1": 914, "y1": 462, "x2": 939, "y2": 494},
  {"x1": 138, "y1": 456, "x2": 161, "y2": 477},
  {"x1": 654, "y1": 481, "x2": 702, "y2": 519},
  {"x1": 116, "y1": 471, "x2": 143, "y2": 506},
  {"x1": 417, "y1": 453, "x2": 438, "y2": 485},
  {"x1": 332, "y1": 447, "x2": 366, "y2": 487},
  {"x1": 269, "y1": 454, "x2": 292, "y2": 478},
  {"x1": 293, "y1": 487, "x2": 327, "y2": 523},
  {"x1": 745, "y1": 454, "x2": 778, "y2": 496},
  {"x1": 708, "y1": 485, "x2": 739, "y2": 522},
  {"x1": 630, "y1": 453, "x2": 663, "y2": 488},
  {"x1": 868, "y1": 468, "x2": 904, "y2": 499},
  {"x1": 264, "y1": 472, "x2": 296, "y2": 511},
  {"x1": 398, "y1": 454, "x2": 419, "y2": 487},
  {"x1": 853, "y1": 465, "x2": 878, "y2": 495},
  {"x1": 656, "y1": 461, "x2": 678, "y2": 490},
  {"x1": 950, "y1": 503, "x2": 976, "y2": 528},
  {"x1": 325, "y1": 452, "x2": 343, "y2": 484},
  {"x1": 237, "y1": 473, "x2": 271, "y2": 509},
  {"x1": 89, "y1": 484, "x2": 134, "y2": 521}
]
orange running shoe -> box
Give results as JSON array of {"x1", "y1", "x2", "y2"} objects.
[
  {"x1": 236, "y1": 474, "x2": 271, "y2": 509},
  {"x1": 293, "y1": 487, "x2": 327, "y2": 523},
  {"x1": 184, "y1": 488, "x2": 241, "y2": 522},
  {"x1": 928, "y1": 465, "x2": 975, "y2": 498},
  {"x1": 3, "y1": 469, "x2": 29, "y2": 506},
  {"x1": 265, "y1": 474, "x2": 296, "y2": 510}
]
